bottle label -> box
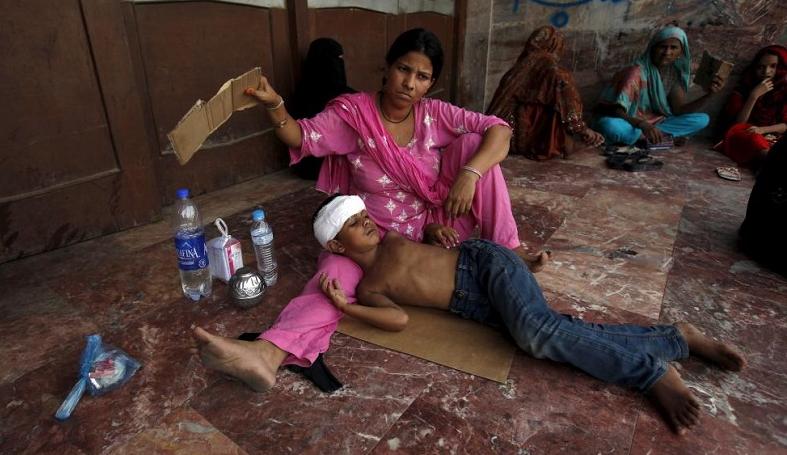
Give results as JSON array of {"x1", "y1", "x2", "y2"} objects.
[
  {"x1": 175, "y1": 233, "x2": 209, "y2": 271},
  {"x1": 251, "y1": 229, "x2": 274, "y2": 245}
]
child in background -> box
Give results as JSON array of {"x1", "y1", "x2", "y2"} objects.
[{"x1": 717, "y1": 45, "x2": 787, "y2": 167}]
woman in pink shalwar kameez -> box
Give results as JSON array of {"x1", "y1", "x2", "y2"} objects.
[{"x1": 193, "y1": 29, "x2": 547, "y2": 391}]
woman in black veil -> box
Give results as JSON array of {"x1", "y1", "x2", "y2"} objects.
[{"x1": 289, "y1": 38, "x2": 356, "y2": 179}]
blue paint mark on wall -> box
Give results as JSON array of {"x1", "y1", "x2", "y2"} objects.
[
  {"x1": 550, "y1": 11, "x2": 570, "y2": 27},
  {"x1": 515, "y1": 0, "x2": 627, "y2": 28}
]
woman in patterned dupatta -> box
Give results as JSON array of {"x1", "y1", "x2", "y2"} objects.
[
  {"x1": 594, "y1": 26, "x2": 725, "y2": 146},
  {"x1": 487, "y1": 26, "x2": 604, "y2": 160},
  {"x1": 717, "y1": 45, "x2": 787, "y2": 167}
]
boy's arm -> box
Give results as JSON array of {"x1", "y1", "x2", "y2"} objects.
[
  {"x1": 320, "y1": 273, "x2": 409, "y2": 332},
  {"x1": 352, "y1": 290, "x2": 409, "y2": 332}
]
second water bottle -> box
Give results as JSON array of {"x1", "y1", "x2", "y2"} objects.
[{"x1": 250, "y1": 209, "x2": 278, "y2": 287}]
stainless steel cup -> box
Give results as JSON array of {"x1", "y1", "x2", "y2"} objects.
[{"x1": 228, "y1": 267, "x2": 265, "y2": 308}]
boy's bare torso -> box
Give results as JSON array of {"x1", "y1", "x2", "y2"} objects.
[{"x1": 358, "y1": 232, "x2": 459, "y2": 309}]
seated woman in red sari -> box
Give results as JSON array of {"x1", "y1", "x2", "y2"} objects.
[
  {"x1": 487, "y1": 26, "x2": 604, "y2": 160},
  {"x1": 717, "y1": 45, "x2": 787, "y2": 167}
]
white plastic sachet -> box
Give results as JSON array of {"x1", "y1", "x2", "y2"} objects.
[{"x1": 207, "y1": 218, "x2": 243, "y2": 282}]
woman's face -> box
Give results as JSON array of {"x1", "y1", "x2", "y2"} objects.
[
  {"x1": 651, "y1": 38, "x2": 683, "y2": 68},
  {"x1": 755, "y1": 54, "x2": 779, "y2": 80},
  {"x1": 382, "y1": 51, "x2": 435, "y2": 108}
]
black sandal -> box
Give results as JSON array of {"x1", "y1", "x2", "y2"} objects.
[{"x1": 606, "y1": 151, "x2": 663, "y2": 172}]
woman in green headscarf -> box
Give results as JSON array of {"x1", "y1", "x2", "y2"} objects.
[{"x1": 594, "y1": 26, "x2": 725, "y2": 146}]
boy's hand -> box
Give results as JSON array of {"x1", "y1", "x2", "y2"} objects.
[
  {"x1": 425, "y1": 223, "x2": 460, "y2": 248},
  {"x1": 319, "y1": 273, "x2": 348, "y2": 310}
]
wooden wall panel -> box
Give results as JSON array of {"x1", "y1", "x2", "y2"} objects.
[
  {"x1": 0, "y1": 0, "x2": 117, "y2": 199},
  {"x1": 0, "y1": 0, "x2": 159, "y2": 263},
  {"x1": 133, "y1": 2, "x2": 289, "y2": 204}
]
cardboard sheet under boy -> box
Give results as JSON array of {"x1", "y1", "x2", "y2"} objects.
[{"x1": 167, "y1": 67, "x2": 262, "y2": 165}]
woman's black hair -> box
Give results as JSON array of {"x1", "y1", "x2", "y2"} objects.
[{"x1": 385, "y1": 28, "x2": 444, "y2": 81}]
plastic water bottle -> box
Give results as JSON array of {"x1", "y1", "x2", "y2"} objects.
[
  {"x1": 173, "y1": 188, "x2": 212, "y2": 301},
  {"x1": 250, "y1": 209, "x2": 278, "y2": 286}
]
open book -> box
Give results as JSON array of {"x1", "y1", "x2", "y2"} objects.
[
  {"x1": 694, "y1": 50, "x2": 733, "y2": 91},
  {"x1": 167, "y1": 67, "x2": 262, "y2": 165}
]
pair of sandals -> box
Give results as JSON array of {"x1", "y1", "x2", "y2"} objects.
[{"x1": 604, "y1": 147, "x2": 663, "y2": 172}]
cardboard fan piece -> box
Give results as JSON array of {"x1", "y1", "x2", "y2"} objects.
[{"x1": 168, "y1": 67, "x2": 262, "y2": 165}]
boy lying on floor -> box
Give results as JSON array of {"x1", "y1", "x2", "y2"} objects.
[{"x1": 193, "y1": 195, "x2": 745, "y2": 435}]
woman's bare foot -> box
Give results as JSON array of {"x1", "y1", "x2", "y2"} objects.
[
  {"x1": 192, "y1": 327, "x2": 286, "y2": 392},
  {"x1": 515, "y1": 246, "x2": 551, "y2": 273},
  {"x1": 648, "y1": 366, "x2": 701, "y2": 434},
  {"x1": 675, "y1": 322, "x2": 746, "y2": 371}
]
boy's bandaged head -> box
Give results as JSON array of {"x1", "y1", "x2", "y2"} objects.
[{"x1": 313, "y1": 195, "x2": 366, "y2": 248}]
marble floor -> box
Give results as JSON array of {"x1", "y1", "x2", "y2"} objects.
[{"x1": 1, "y1": 142, "x2": 784, "y2": 454}]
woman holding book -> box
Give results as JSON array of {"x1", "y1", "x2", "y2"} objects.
[
  {"x1": 717, "y1": 45, "x2": 787, "y2": 167},
  {"x1": 594, "y1": 26, "x2": 725, "y2": 146}
]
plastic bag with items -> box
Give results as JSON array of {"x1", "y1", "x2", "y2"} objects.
[{"x1": 54, "y1": 334, "x2": 141, "y2": 421}]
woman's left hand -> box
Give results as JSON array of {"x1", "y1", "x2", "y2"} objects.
[
  {"x1": 746, "y1": 125, "x2": 764, "y2": 135},
  {"x1": 445, "y1": 171, "x2": 478, "y2": 219}
]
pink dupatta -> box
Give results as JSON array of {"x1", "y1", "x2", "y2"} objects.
[{"x1": 315, "y1": 93, "x2": 444, "y2": 207}]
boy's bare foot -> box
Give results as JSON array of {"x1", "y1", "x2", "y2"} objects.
[
  {"x1": 675, "y1": 322, "x2": 746, "y2": 371},
  {"x1": 192, "y1": 327, "x2": 286, "y2": 392},
  {"x1": 515, "y1": 246, "x2": 551, "y2": 273},
  {"x1": 648, "y1": 366, "x2": 701, "y2": 434}
]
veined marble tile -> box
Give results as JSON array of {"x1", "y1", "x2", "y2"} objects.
[{"x1": 104, "y1": 406, "x2": 248, "y2": 454}]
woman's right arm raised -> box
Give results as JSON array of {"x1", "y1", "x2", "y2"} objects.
[{"x1": 245, "y1": 76, "x2": 303, "y2": 148}]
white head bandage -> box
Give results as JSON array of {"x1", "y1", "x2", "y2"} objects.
[{"x1": 313, "y1": 195, "x2": 366, "y2": 248}]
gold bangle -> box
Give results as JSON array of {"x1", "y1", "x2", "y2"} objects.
[
  {"x1": 266, "y1": 97, "x2": 284, "y2": 111},
  {"x1": 461, "y1": 165, "x2": 483, "y2": 179},
  {"x1": 273, "y1": 117, "x2": 288, "y2": 128}
]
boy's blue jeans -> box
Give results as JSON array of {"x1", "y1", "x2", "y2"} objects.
[{"x1": 449, "y1": 240, "x2": 689, "y2": 392}]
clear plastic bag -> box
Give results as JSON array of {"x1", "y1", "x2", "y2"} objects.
[{"x1": 54, "y1": 334, "x2": 141, "y2": 421}]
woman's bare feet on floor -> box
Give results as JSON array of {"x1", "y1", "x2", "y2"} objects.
[
  {"x1": 675, "y1": 322, "x2": 747, "y2": 371},
  {"x1": 192, "y1": 327, "x2": 286, "y2": 392},
  {"x1": 648, "y1": 366, "x2": 701, "y2": 434},
  {"x1": 516, "y1": 247, "x2": 551, "y2": 272}
]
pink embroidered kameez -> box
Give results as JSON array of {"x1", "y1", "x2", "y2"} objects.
[{"x1": 261, "y1": 92, "x2": 520, "y2": 366}]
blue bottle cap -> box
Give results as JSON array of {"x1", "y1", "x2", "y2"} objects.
[
  {"x1": 252, "y1": 209, "x2": 265, "y2": 221},
  {"x1": 176, "y1": 188, "x2": 190, "y2": 199}
]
